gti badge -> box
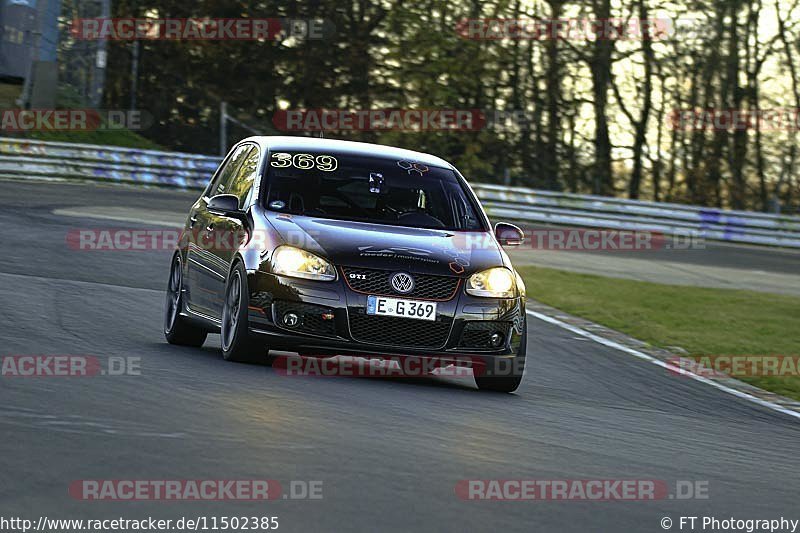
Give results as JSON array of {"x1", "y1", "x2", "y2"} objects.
[{"x1": 390, "y1": 272, "x2": 415, "y2": 294}]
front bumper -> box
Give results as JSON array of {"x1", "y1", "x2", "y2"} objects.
[{"x1": 245, "y1": 270, "x2": 526, "y2": 365}]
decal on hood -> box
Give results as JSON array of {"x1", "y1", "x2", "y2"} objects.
[{"x1": 357, "y1": 246, "x2": 439, "y2": 264}]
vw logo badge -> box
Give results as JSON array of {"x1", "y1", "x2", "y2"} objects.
[{"x1": 390, "y1": 272, "x2": 415, "y2": 294}]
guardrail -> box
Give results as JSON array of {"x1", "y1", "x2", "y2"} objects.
[
  {"x1": 2, "y1": 136, "x2": 799, "y2": 248},
  {"x1": 0, "y1": 137, "x2": 218, "y2": 189},
  {"x1": 472, "y1": 184, "x2": 800, "y2": 248}
]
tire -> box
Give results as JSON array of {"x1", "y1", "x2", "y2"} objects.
[
  {"x1": 164, "y1": 254, "x2": 208, "y2": 347},
  {"x1": 221, "y1": 261, "x2": 268, "y2": 363},
  {"x1": 474, "y1": 318, "x2": 527, "y2": 393}
]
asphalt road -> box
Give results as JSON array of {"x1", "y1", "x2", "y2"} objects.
[{"x1": 1, "y1": 180, "x2": 799, "y2": 533}]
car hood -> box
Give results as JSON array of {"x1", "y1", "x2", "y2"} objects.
[{"x1": 266, "y1": 213, "x2": 507, "y2": 276}]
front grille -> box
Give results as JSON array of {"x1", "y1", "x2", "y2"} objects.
[
  {"x1": 349, "y1": 312, "x2": 452, "y2": 349},
  {"x1": 458, "y1": 321, "x2": 512, "y2": 349},
  {"x1": 342, "y1": 267, "x2": 460, "y2": 301},
  {"x1": 273, "y1": 301, "x2": 337, "y2": 337}
]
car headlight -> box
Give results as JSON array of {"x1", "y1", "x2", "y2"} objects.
[
  {"x1": 271, "y1": 245, "x2": 336, "y2": 281},
  {"x1": 466, "y1": 267, "x2": 516, "y2": 298}
]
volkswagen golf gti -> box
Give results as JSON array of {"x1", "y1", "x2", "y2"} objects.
[{"x1": 164, "y1": 136, "x2": 528, "y2": 392}]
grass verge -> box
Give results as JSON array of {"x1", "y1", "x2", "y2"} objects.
[
  {"x1": 517, "y1": 266, "x2": 800, "y2": 401},
  {"x1": 0, "y1": 82, "x2": 162, "y2": 150}
]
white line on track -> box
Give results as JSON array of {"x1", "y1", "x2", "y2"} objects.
[{"x1": 526, "y1": 309, "x2": 800, "y2": 421}]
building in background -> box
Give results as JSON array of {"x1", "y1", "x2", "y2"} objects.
[
  {"x1": 0, "y1": 0, "x2": 108, "y2": 109},
  {"x1": 0, "y1": 0, "x2": 62, "y2": 107}
]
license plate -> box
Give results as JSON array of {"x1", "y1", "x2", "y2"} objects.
[{"x1": 366, "y1": 295, "x2": 437, "y2": 321}]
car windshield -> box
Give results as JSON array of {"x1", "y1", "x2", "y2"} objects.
[{"x1": 263, "y1": 151, "x2": 485, "y2": 231}]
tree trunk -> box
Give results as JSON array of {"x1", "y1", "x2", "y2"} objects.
[
  {"x1": 589, "y1": 0, "x2": 615, "y2": 195},
  {"x1": 628, "y1": 0, "x2": 654, "y2": 199}
]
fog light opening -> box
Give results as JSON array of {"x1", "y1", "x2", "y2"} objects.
[
  {"x1": 490, "y1": 332, "x2": 505, "y2": 348},
  {"x1": 283, "y1": 312, "x2": 300, "y2": 328}
]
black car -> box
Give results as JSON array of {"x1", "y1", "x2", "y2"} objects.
[{"x1": 164, "y1": 136, "x2": 527, "y2": 392}]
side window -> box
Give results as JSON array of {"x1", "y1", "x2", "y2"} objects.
[
  {"x1": 204, "y1": 144, "x2": 250, "y2": 198},
  {"x1": 227, "y1": 146, "x2": 260, "y2": 208}
]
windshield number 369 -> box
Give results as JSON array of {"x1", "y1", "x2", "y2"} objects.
[{"x1": 270, "y1": 152, "x2": 338, "y2": 172}]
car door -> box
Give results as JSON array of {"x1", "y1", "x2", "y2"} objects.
[
  {"x1": 186, "y1": 143, "x2": 251, "y2": 318},
  {"x1": 204, "y1": 144, "x2": 261, "y2": 311}
]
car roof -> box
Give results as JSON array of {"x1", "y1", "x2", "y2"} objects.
[{"x1": 240, "y1": 136, "x2": 455, "y2": 170}]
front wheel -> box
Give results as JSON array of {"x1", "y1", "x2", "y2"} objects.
[
  {"x1": 221, "y1": 262, "x2": 268, "y2": 364},
  {"x1": 164, "y1": 254, "x2": 208, "y2": 347}
]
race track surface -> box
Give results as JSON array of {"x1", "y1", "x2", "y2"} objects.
[{"x1": 1, "y1": 180, "x2": 798, "y2": 532}]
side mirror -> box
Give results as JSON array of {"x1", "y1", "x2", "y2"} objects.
[
  {"x1": 495, "y1": 222, "x2": 524, "y2": 246},
  {"x1": 207, "y1": 194, "x2": 243, "y2": 217}
]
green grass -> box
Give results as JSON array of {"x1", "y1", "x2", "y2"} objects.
[
  {"x1": 518, "y1": 266, "x2": 800, "y2": 400},
  {"x1": 0, "y1": 82, "x2": 163, "y2": 150}
]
